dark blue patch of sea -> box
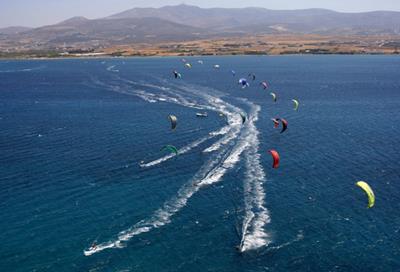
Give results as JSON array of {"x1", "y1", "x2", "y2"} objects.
[{"x1": 0, "y1": 56, "x2": 399, "y2": 271}]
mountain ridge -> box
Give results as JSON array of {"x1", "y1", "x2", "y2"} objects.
[{"x1": 1, "y1": 4, "x2": 400, "y2": 54}]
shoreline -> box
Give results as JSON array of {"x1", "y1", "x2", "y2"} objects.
[
  {"x1": 1, "y1": 52, "x2": 400, "y2": 61},
  {"x1": 2, "y1": 34, "x2": 399, "y2": 60}
]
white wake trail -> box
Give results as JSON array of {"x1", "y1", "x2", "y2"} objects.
[
  {"x1": 85, "y1": 135, "x2": 239, "y2": 255},
  {"x1": 119, "y1": 78, "x2": 248, "y2": 157},
  {"x1": 106, "y1": 65, "x2": 119, "y2": 72},
  {"x1": 84, "y1": 101, "x2": 262, "y2": 256},
  {"x1": 264, "y1": 231, "x2": 304, "y2": 252},
  {"x1": 169, "y1": 83, "x2": 246, "y2": 154},
  {"x1": 119, "y1": 79, "x2": 207, "y2": 110},
  {"x1": 203, "y1": 116, "x2": 241, "y2": 153},
  {"x1": 239, "y1": 104, "x2": 271, "y2": 252},
  {"x1": 0, "y1": 65, "x2": 45, "y2": 73},
  {"x1": 84, "y1": 77, "x2": 272, "y2": 256},
  {"x1": 90, "y1": 77, "x2": 245, "y2": 168},
  {"x1": 139, "y1": 131, "x2": 220, "y2": 168},
  {"x1": 117, "y1": 79, "x2": 246, "y2": 166}
]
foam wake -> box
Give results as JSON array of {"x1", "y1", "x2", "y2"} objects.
[
  {"x1": 93, "y1": 77, "x2": 245, "y2": 163},
  {"x1": 139, "y1": 130, "x2": 222, "y2": 168},
  {"x1": 167, "y1": 83, "x2": 245, "y2": 154},
  {"x1": 106, "y1": 65, "x2": 119, "y2": 72},
  {"x1": 83, "y1": 77, "x2": 273, "y2": 256},
  {"x1": 85, "y1": 132, "x2": 239, "y2": 255},
  {"x1": 239, "y1": 103, "x2": 271, "y2": 252},
  {"x1": 0, "y1": 66, "x2": 45, "y2": 73},
  {"x1": 264, "y1": 231, "x2": 304, "y2": 252},
  {"x1": 84, "y1": 100, "x2": 262, "y2": 256}
]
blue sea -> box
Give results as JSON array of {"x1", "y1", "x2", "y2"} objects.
[{"x1": 0, "y1": 56, "x2": 399, "y2": 272}]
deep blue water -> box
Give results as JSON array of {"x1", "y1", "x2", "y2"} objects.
[{"x1": 0, "y1": 56, "x2": 400, "y2": 272}]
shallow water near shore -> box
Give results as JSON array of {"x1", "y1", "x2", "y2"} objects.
[{"x1": 0, "y1": 55, "x2": 400, "y2": 271}]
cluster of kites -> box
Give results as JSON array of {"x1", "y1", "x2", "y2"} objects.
[{"x1": 168, "y1": 59, "x2": 375, "y2": 209}]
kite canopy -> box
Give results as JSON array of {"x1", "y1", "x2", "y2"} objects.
[
  {"x1": 269, "y1": 150, "x2": 280, "y2": 169},
  {"x1": 356, "y1": 181, "x2": 375, "y2": 208},
  {"x1": 248, "y1": 73, "x2": 256, "y2": 81},
  {"x1": 277, "y1": 118, "x2": 288, "y2": 133},
  {"x1": 261, "y1": 81, "x2": 269, "y2": 90},
  {"x1": 240, "y1": 113, "x2": 247, "y2": 124},
  {"x1": 168, "y1": 115, "x2": 177, "y2": 130},
  {"x1": 270, "y1": 92, "x2": 277, "y2": 102},
  {"x1": 239, "y1": 78, "x2": 249, "y2": 88},
  {"x1": 173, "y1": 70, "x2": 181, "y2": 79},
  {"x1": 161, "y1": 145, "x2": 179, "y2": 156},
  {"x1": 185, "y1": 63, "x2": 192, "y2": 68},
  {"x1": 292, "y1": 99, "x2": 299, "y2": 110}
]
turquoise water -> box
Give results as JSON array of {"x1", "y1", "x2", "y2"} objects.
[{"x1": 0, "y1": 56, "x2": 399, "y2": 271}]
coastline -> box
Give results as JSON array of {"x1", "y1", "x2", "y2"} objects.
[
  {"x1": 1, "y1": 51, "x2": 399, "y2": 61},
  {"x1": 2, "y1": 33, "x2": 399, "y2": 60}
]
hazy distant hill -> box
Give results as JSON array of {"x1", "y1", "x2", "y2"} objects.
[
  {"x1": 1, "y1": 4, "x2": 400, "y2": 52},
  {"x1": 15, "y1": 16, "x2": 207, "y2": 45},
  {"x1": 110, "y1": 4, "x2": 400, "y2": 34},
  {"x1": 0, "y1": 26, "x2": 31, "y2": 35}
]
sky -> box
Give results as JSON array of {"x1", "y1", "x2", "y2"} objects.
[{"x1": 1, "y1": 0, "x2": 400, "y2": 28}]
